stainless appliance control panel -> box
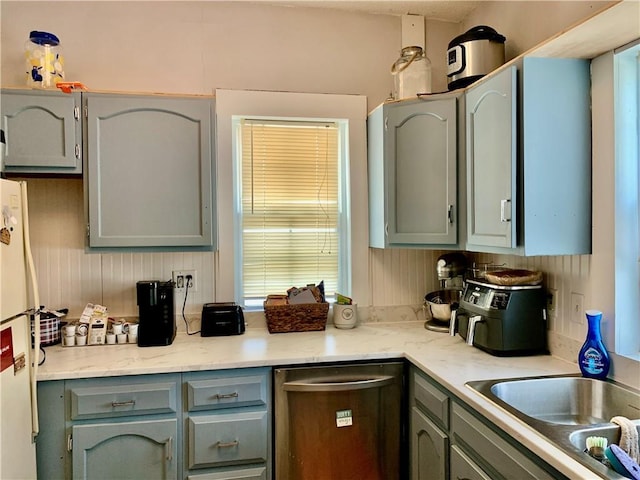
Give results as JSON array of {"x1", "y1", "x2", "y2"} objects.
[{"x1": 462, "y1": 282, "x2": 511, "y2": 310}]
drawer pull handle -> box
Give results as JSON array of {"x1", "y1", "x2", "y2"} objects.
[
  {"x1": 212, "y1": 392, "x2": 238, "y2": 400},
  {"x1": 111, "y1": 400, "x2": 136, "y2": 407},
  {"x1": 215, "y1": 440, "x2": 239, "y2": 448}
]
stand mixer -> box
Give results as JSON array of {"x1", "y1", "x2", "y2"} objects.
[
  {"x1": 436, "y1": 252, "x2": 467, "y2": 289},
  {"x1": 424, "y1": 253, "x2": 467, "y2": 332}
]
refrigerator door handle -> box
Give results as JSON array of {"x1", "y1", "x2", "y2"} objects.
[
  {"x1": 283, "y1": 375, "x2": 395, "y2": 392},
  {"x1": 20, "y1": 181, "x2": 40, "y2": 440}
]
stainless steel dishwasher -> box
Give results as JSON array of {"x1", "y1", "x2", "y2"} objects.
[{"x1": 274, "y1": 362, "x2": 405, "y2": 480}]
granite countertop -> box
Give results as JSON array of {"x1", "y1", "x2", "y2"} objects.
[{"x1": 37, "y1": 321, "x2": 596, "y2": 479}]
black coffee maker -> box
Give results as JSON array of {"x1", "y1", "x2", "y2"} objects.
[{"x1": 136, "y1": 280, "x2": 176, "y2": 347}]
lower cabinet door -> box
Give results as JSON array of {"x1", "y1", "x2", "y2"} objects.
[
  {"x1": 450, "y1": 445, "x2": 492, "y2": 480},
  {"x1": 411, "y1": 407, "x2": 448, "y2": 480},
  {"x1": 71, "y1": 418, "x2": 178, "y2": 480}
]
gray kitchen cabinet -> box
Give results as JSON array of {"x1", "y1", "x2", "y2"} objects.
[
  {"x1": 465, "y1": 67, "x2": 516, "y2": 250},
  {"x1": 36, "y1": 368, "x2": 271, "y2": 480},
  {"x1": 450, "y1": 402, "x2": 563, "y2": 480},
  {"x1": 186, "y1": 467, "x2": 267, "y2": 480},
  {"x1": 465, "y1": 57, "x2": 591, "y2": 255},
  {"x1": 84, "y1": 92, "x2": 215, "y2": 248},
  {"x1": 1, "y1": 88, "x2": 82, "y2": 174},
  {"x1": 71, "y1": 418, "x2": 178, "y2": 480},
  {"x1": 368, "y1": 93, "x2": 461, "y2": 248},
  {"x1": 411, "y1": 408, "x2": 448, "y2": 480},
  {"x1": 183, "y1": 368, "x2": 271, "y2": 480},
  {"x1": 36, "y1": 373, "x2": 181, "y2": 480},
  {"x1": 409, "y1": 365, "x2": 569, "y2": 480},
  {"x1": 409, "y1": 366, "x2": 449, "y2": 480},
  {"x1": 449, "y1": 445, "x2": 491, "y2": 480}
]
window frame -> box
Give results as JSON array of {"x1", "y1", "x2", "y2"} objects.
[
  {"x1": 215, "y1": 90, "x2": 368, "y2": 308},
  {"x1": 233, "y1": 116, "x2": 348, "y2": 308},
  {"x1": 613, "y1": 40, "x2": 640, "y2": 358}
]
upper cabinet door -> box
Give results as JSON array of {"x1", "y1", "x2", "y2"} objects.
[
  {"x1": 85, "y1": 93, "x2": 214, "y2": 248},
  {"x1": 369, "y1": 96, "x2": 458, "y2": 248},
  {"x1": 1, "y1": 89, "x2": 82, "y2": 174},
  {"x1": 465, "y1": 67, "x2": 517, "y2": 248},
  {"x1": 388, "y1": 98, "x2": 457, "y2": 245}
]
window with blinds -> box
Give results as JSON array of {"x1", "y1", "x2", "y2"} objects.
[{"x1": 238, "y1": 119, "x2": 341, "y2": 306}]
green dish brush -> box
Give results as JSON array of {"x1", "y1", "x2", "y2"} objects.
[{"x1": 586, "y1": 436, "x2": 608, "y2": 461}]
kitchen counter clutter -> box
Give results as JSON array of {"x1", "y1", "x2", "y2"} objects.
[{"x1": 36, "y1": 320, "x2": 605, "y2": 479}]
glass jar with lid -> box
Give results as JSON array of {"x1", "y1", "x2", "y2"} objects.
[
  {"x1": 391, "y1": 46, "x2": 432, "y2": 100},
  {"x1": 25, "y1": 31, "x2": 65, "y2": 89}
]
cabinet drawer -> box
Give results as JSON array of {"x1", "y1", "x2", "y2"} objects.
[
  {"x1": 187, "y1": 411, "x2": 268, "y2": 469},
  {"x1": 187, "y1": 466, "x2": 267, "y2": 480},
  {"x1": 450, "y1": 445, "x2": 492, "y2": 480},
  {"x1": 412, "y1": 370, "x2": 449, "y2": 429},
  {"x1": 69, "y1": 377, "x2": 178, "y2": 420},
  {"x1": 186, "y1": 374, "x2": 268, "y2": 412},
  {"x1": 451, "y1": 403, "x2": 556, "y2": 480}
]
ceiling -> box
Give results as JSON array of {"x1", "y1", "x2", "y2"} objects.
[{"x1": 260, "y1": 1, "x2": 483, "y2": 22}]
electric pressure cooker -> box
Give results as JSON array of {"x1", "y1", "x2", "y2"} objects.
[{"x1": 447, "y1": 25, "x2": 506, "y2": 91}]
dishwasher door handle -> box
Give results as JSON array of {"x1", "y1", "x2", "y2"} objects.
[{"x1": 282, "y1": 375, "x2": 395, "y2": 392}]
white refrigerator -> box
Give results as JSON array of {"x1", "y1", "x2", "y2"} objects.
[{"x1": 1, "y1": 178, "x2": 40, "y2": 479}]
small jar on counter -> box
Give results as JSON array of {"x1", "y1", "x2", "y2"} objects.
[{"x1": 25, "y1": 30, "x2": 65, "y2": 89}]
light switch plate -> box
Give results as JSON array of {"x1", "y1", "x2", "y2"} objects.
[{"x1": 571, "y1": 292, "x2": 584, "y2": 324}]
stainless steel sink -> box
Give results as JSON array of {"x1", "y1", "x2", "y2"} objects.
[
  {"x1": 467, "y1": 374, "x2": 640, "y2": 479},
  {"x1": 488, "y1": 376, "x2": 640, "y2": 425},
  {"x1": 570, "y1": 423, "x2": 640, "y2": 451}
]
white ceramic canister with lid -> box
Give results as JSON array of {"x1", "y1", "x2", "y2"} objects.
[
  {"x1": 391, "y1": 46, "x2": 432, "y2": 100},
  {"x1": 25, "y1": 31, "x2": 65, "y2": 89}
]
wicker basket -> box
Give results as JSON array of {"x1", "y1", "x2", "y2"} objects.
[{"x1": 264, "y1": 302, "x2": 329, "y2": 333}]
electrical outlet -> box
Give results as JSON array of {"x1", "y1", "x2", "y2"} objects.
[
  {"x1": 172, "y1": 270, "x2": 197, "y2": 292},
  {"x1": 571, "y1": 292, "x2": 584, "y2": 324}
]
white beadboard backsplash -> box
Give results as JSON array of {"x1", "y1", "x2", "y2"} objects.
[{"x1": 24, "y1": 177, "x2": 593, "y2": 348}]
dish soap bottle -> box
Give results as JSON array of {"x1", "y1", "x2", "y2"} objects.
[{"x1": 578, "y1": 309, "x2": 610, "y2": 380}]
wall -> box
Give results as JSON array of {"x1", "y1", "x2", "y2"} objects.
[
  {"x1": 1, "y1": 2, "x2": 623, "y2": 365},
  {"x1": 1, "y1": 1, "x2": 398, "y2": 106},
  {"x1": 462, "y1": 1, "x2": 615, "y2": 61},
  {"x1": 3, "y1": 1, "x2": 453, "y2": 317}
]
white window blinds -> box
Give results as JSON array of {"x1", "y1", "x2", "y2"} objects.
[{"x1": 239, "y1": 119, "x2": 340, "y2": 303}]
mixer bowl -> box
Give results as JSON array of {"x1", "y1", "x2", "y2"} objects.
[{"x1": 424, "y1": 289, "x2": 461, "y2": 322}]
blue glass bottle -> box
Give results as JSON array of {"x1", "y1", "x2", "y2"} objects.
[{"x1": 578, "y1": 310, "x2": 610, "y2": 380}]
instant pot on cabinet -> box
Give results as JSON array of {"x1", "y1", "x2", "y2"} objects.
[{"x1": 447, "y1": 25, "x2": 506, "y2": 91}]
